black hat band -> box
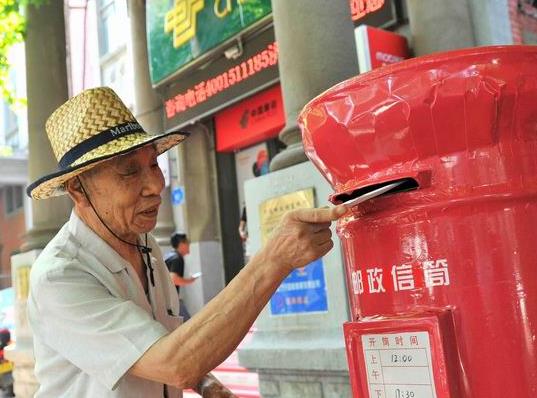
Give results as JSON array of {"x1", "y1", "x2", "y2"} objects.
[{"x1": 58, "y1": 122, "x2": 144, "y2": 170}]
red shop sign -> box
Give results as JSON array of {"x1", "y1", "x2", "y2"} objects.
[
  {"x1": 355, "y1": 25, "x2": 409, "y2": 72},
  {"x1": 215, "y1": 84, "x2": 285, "y2": 152}
]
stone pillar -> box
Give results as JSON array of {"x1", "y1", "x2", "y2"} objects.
[
  {"x1": 20, "y1": 2, "x2": 72, "y2": 252},
  {"x1": 240, "y1": 162, "x2": 351, "y2": 398},
  {"x1": 467, "y1": 0, "x2": 514, "y2": 45},
  {"x1": 6, "y1": 3, "x2": 72, "y2": 397},
  {"x1": 407, "y1": 0, "x2": 476, "y2": 56},
  {"x1": 269, "y1": 0, "x2": 358, "y2": 171},
  {"x1": 176, "y1": 124, "x2": 225, "y2": 314},
  {"x1": 238, "y1": 3, "x2": 358, "y2": 395},
  {"x1": 128, "y1": 0, "x2": 175, "y2": 249}
]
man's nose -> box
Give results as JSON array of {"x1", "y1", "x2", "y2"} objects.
[{"x1": 141, "y1": 165, "x2": 164, "y2": 195}]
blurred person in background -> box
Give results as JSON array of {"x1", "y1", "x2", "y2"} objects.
[{"x1": 165, "y1": 233, "x2": 197, "y2": 321}]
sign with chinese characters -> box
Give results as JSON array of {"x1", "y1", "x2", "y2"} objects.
[
  {"x1": 350, "y1": 0, "x2": 398, "y2": 28},
  {"x1": 362, "y1": 331, "x2": 437, "y2": 398},
  {"x1": 355, "y1": 25, "x2": 409, "y2": 73},
  {"x1": 270, "y1": 257, "x2": 328, "y2": 315},
  {"x1": 147, "y1": 0, "x2": 272, "y2": 84},
  {"x1": 162, "y1": 27, "x2": 279, "y2": 131},
  {"x1": 259, "y1": 188, "x2": 329, "y2": 315},
  {"x1": 351, "y1": 258, "x2": 451, "y2": 297},
  {"x1": 215, "y1": 84, "x2": 284, "y2": 152},
  {"x1": 164, "y1": 40, "x2": 278, "y2": 121},
  {"x1": 259, "y1": 188, "x2": 315, "y2": 244}
]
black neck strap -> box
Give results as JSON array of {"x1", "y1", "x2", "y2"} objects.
[{"x1": 77, "y1": 178, "x2": 155, "y2": 286}]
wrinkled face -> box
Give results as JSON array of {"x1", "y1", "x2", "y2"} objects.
[{"x1": 80, "y1": 145, "x2": 164, "y2": 236}]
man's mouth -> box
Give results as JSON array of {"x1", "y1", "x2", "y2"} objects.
[
  {"x1": 140, "y1": 203, "x2": 160, "y2": 217},
  {"x1": 142, "y1": 208, "x2": 158, "y2": 217}
]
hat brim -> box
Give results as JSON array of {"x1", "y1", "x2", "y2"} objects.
[{"x1": 27, "y1": 130, "x2": 188, "y2": 200}]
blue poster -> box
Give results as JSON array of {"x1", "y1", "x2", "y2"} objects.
[{"x1": 270, "y1": 258, "x2": 328, "y2": 315}]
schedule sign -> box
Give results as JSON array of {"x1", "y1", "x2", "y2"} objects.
[{"x1": 362, "y1": 332, "x2": 437, "y2": 398}]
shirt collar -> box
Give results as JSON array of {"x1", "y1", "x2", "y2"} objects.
[{"x1": 68, "y1": 210, "x2": 129, "y2": 273}]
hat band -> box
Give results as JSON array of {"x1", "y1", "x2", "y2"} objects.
[{"x1": 58, "y1": 122, "x2": 144, "y2": 169}]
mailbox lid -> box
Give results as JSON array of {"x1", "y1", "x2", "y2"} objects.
[{"x1": 298, "y1": 46, "x2": 537, "y2": 201}]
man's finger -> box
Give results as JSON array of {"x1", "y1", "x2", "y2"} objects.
[
  {"x1": 291, "y1": 205, "x2": 347, "y2": 224},
  {"x1": 312, "y1": 222, "x2": 331, "y2": 232},
  {"x1": 314, "y1": 229, "x2": 332, "y2": 245},
  {"x1": 318, "y1": 239, "x2": 335, "y2": 254}
]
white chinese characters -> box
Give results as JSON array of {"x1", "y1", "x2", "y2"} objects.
[
  {"x1": 353, "y1": 258, "x2": 451, "y2": 295},
  {"x1": 391, "y1": 264, "x2": 414, "y2": 291},
  {"x1": 351, "y1": 270, "x2": 364, "y2": 295},
  {"x1": 367, "y1": 268, "x2": 386, "y2": 293},
  {"x1": 423, "y1": 259, "x2": 450, "y2": 287}
]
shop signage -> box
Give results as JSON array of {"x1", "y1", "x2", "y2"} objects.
[
  {"x1": 355, "y1": 25, "x2": 409, "y2": 72},
  {"x1": 149, "y1": 0, "x2": 397, "y2": 86},
  {"x1": 147, "y1": 0, "x2": 272, "y2": 84},
  {"x1": 215, "y1": 84, "x2": 284, "y2": 152},
  {"x1": 259, "y1": 188, "x2": 329, "y2": 315},
  {"x1": 162, "y1": 27, "x2": 279, "y2": 131},
  {"x1": 350, "y1": 0, "x2": 397, "y2": 28}
]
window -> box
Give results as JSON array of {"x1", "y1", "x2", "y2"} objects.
[
  {"x1": 3, "y1": 101, "x2": 19, "y2": 150},
  {"x1": 4, "y1": 186, "x2": 23, "y2": 215},
  {"x1": 96, "y1": 0, "x2": 133, "y2": 107},
  {"x1": 97, "y1": 0, "x2": 127, "y2": 56}
]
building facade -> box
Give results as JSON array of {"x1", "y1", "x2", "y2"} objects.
[{"x1": 0, "y1": 42, "x2": 30, "y2": 290}]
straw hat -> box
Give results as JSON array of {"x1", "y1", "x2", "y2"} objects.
[{"x1": 27, "y1": 87, "x2": 188, "y2": 200}]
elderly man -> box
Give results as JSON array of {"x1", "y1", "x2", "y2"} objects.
[{"x1": 26, "y1": 87, "x2": 346, "y2": 397}]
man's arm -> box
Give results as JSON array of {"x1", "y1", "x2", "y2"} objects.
[
  {"x1": 169, "y1": 272, "x2": 196, "y2": 286},
  {"x1": 129, "y1": 206, "x2": 347, "y2": 389},
  {"x1": 167, "y1": 256, "x2": 194, "y2": 286}
]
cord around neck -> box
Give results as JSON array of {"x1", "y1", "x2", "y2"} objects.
[{"x1": 77, "y1": 177, "x2": 155, "y2": 286}]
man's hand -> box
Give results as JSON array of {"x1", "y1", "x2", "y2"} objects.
[
  {"x1": 259, "y1": 205, "x2": 347, "y2": 274},
  {"x1": 170, "y1": 272, "x2": 197, "y2": 286},
  {"x1": 129, "y1": 206, "x2": 347, "y2": 388},
  {"x1": 195, "y1": 373, "x2": 237, "y2": 397}
]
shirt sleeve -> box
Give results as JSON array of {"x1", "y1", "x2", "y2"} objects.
[
  {"x1": 29, "y1": 262, "x2": 169, "y2": 391},
  {"x1": 167, "y1": 255, "x2": 184, "y2": 277}
]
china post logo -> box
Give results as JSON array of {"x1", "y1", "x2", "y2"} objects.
[{"x1": 165, "y1": 0, "x2": 204, "y2": 48}]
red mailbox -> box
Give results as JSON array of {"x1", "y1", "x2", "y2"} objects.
[{"x1": 299, "y1": 46, "x2": 537, "y2": 398}]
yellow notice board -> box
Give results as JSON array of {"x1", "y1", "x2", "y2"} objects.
[
  {"x1": 259, "y1": 188, "x2": 315, "y2": 245},
  {"x1": 16, "y1": 266, "x2": 31, "y2": 300}
]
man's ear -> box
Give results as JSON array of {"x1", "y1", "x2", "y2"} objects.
[{"x1": 65, "y1": 177, "x2": 89, "y2": 207}]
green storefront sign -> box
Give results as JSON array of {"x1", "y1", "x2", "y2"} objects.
[{"x1": 147, "y1": 0, "x2": 272, "y2": 85}]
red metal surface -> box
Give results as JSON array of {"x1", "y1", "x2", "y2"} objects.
[{"x1": 299, "y1": 46, "x2": 537, "y2": 397}]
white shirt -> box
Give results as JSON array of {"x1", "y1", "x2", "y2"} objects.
[{"x1": 28, "y1": 211, "x2": 183, "y2": 397}]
